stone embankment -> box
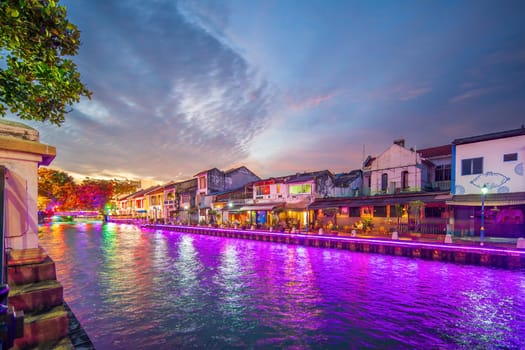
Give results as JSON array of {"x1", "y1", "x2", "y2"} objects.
[
  {"x1": 132, "y1": 223, "x2": 525, "y2": 270},
  {"x1": 7, "y1": 248, "x2": 94, "y2": 349}
]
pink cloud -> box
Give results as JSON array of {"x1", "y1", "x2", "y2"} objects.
[
  {"x1": 450, "y1": 87, "x2": 496, "y2": 104},
  {"x1": 397, "y1": 86, "x2": 432, "y2": 101},
  {"x1": 353, "y1": 82, "x2": 432, "y2": 103},
  {"x1": 287, "y1": 91, "x2": 339, "y2": 111}
]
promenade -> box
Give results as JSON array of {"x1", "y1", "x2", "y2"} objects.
[{"x1": 109, "y1": 219, "x2": 525, "y2": 269}]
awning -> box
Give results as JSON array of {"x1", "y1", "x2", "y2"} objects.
[
  {"x1": 285, "y1": 200, "x2": 310, "y2": 210},
  {"x1": 446, "y1": 200, "x2": 525, "y2": 206},
  {"x1": 309, "y1": 192, "x2": 451, "y2": 209},
  {"x1": 446, "y1": 192, "x2": 525, "y2": 207},
  {"x1": 238, "y1": 203, "x2": 284, "y2": 211}
]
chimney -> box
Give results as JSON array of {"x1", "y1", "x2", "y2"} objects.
[{"x1": 393, "y1": 139, "x2": 405, "y2": 148}]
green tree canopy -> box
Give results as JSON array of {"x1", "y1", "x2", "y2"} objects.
[{"x1": 0, "y1": 0, "x2": 91, "y2": 126}]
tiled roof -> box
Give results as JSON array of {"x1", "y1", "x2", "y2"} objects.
[
  {"x1": 418, "y1": 145, "x2": 452, "y2": 158},
  {"x1": 286, "y1": 170, "x2": 332, "y2": 183},
  {"x1": 453, "y1": 127, "x2": 525, "y2": 145},
  {"x1": 334, "y1": 170, "x2": 361, "y2": 186}
]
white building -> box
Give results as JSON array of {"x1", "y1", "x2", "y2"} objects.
[
  {"x1": 363, "y1": 139, "x2": 432, "y2": 195},
  {"x1": 452, "y1": 127, "x2": 525, "y2": 195},
  {"x1": 449, "y1": 127, "x2": 525, "y2": 238}
]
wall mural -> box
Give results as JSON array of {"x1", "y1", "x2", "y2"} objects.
[
  {"x1": 469, "y1": 171, "x2": 510, "y2": 189},
  {"x1": 515, "y1": 162, "x2": 523, "y2": 176}
]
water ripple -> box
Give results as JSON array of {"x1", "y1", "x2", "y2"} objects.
[{"x1": 39, "y1": 223, "x2": 525, "y2": 349}]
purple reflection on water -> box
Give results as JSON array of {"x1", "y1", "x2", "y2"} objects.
[{"x1": 39, "y1": 222, "x2": 525, "y2": 349}]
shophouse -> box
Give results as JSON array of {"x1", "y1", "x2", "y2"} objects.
[
  {"x1": 237, "y1": 170, "x2": 347, "y2": 230},
  {"x1": 210, "y1": 182, "x2": 256, "y2": 226},
  {"x1": 162, "y1": 181, "x2": 177, "y2": 222},
  {"x1": 116, "y1": 193, "x2": 134, "y2": 217},
  {"x1": 145, "y1": 185, "x2": 164, "y2": 222},
  {"x1": 332, "y1": 170, "x2": 362, "y2": 197},
  {"x1": 195, "y1": 166, "x2": 260, "y2": 223},
  {"x1": 173, "y1": 178, "x2": 198, "y2": 224},
  {"x1": 127, "y1": 187, "x2": 151, "y2": 219},
  {"x1": 447, "y1": 127, "x2": 525, "y2": 238},
  {"x1": 311, "y1": 140, "x2": 451, "y2": 234}
]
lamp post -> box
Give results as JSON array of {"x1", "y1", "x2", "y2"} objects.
[{"x1": 480, "y1": 185, "x2": 488, "y2": 246}]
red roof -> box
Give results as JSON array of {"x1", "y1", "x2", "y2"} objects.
[{"x1": 418, "y1": 145, "x2": 451, "y2": 158}]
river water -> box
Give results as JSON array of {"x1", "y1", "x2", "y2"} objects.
[{"x1": 38, "y1": 222, "x2": 525, "y2": 349}]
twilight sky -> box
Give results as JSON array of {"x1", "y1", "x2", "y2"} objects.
[{"x1": 8, "y1": 0, "x2": 525, "y2": 182}]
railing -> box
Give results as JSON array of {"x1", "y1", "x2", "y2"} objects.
[{"x1": 0, "y1": 165, "x2": 24, "y2": 349}]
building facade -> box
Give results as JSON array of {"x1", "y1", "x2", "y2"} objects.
[{"x1": 448, "y1": 127, "x2": 525, "y2": 238}]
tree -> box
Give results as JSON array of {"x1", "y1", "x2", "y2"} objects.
[
  {"x1": 394, "y1": 204, "x2": 404, "y2": 231},
  {"x1": 77, "y1": 178, "x2": 113, "y2": 211},
  {"x1": 38, "y1": 167, "x2": 76, "y2": 210},
  {"x1": 0, "y1": 0, "x2": 91, "y2": 126},
  {"x1": 408, "y1": 200, "x2": 424, "y2": 232},
  {"x1": 111, "y1": 179, "x2": 139, "y2": 197}
]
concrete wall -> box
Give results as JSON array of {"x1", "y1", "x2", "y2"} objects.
[
  {"x1": 454, "y1": 134, "x2": 525, "y2": 195},
  {"x1": 1, "y1": 151, "x2": 40, "y2": 249},
  {"x1": 226, "y1": 167, "x2": 260, "y2": 190},
  {"x1": 369, "y1": 144, "x2": 423, "y2": 195}
]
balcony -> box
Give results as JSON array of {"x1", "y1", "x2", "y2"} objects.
[{"x1": 432, "y1": 181, "x2": 451, "y2": 191}]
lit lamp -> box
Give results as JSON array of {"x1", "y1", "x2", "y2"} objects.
[{"x1": 480, "y1": 184, "x2": 488, "y2": 246}]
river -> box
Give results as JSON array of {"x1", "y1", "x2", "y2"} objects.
[{"x1": 38, "y1": 221, "x2": 525, "y2": 349}]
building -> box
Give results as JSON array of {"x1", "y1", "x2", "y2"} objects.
[
  {"x1": 362, "y1": 139, "x2": 433, "y2": 196},
  {"x1": 195, "y1": 166, "x2": 260, "y2": 222},
  {"x1": 448, "y1": 127, "x2": 525, "y2": 238}
]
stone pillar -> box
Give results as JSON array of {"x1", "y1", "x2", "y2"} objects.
[{"x1": 0, "y1": 120, "x2": 56, "y2": 250}]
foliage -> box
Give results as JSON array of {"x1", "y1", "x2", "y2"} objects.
[
  {"x1": 76, "y1": 178, "x2": 113, "y2": 211},
  {"x1": 38, "y1": 168, "x2": 139, "y2": 211},
  {"x1": 0, "y1": 0, "x2": 91, "y2": 125},
  {"x1": 394, "y1": 203, "x2": 404, "y2": 229},
  {"x1": 37, "y1": 167, "x2": 75, "y2": 209},
  {"x1": 111, "y1": 179, "x2": 139, "y2": 197},
  {"x1": 361, "y1": 217, "x2": 374, "y2": 232}
]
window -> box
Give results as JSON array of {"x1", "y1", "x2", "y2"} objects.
[
  {"x1": 504, "y1": 153, "x2": 518, "y2": 162},
  {"x1": 180, "y1": 194, "x2": 190, "y2": 204},
  {"x1": 199, "y1": 176, "x2": 206, "y2": 189},
  {"x1": 381, "y1": 173, "x2": 388, "y2": 192},
  {"x1": 349, "y1": 207, "x2": 360, "y2": 217},
  {"x1": 461, "y1": 157, "x2": 483, "y2": 175},
  {"x1": 374, "y1": 206, "x2": 387, "y2": 217},
  {"x1": 435, "y1": 164, "x2": 451, "y2": 181},
  {"x1": 289, "y1": 184, "x2": 311, "y2": 194},
  {"x1": 425, "y1": 207, "x2": 445, "y2": 218},
  {"x1": 255, "y1": 185, "x2": 271, "y2": 196},
  {"x1": 401, "y1": 171, "x2": 409, "y2": 189}
]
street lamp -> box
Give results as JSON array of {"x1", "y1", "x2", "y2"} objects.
[{"x1": 480, "y1": 184, "x2": 488, "y2": 246}]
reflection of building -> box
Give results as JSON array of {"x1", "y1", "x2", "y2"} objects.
[{"x1": 447, "y1": 127, "x2": 525, "y2": 237}]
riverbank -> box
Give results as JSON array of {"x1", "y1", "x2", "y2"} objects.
[{"x1": 136, "y1": 223, "x2": 525, "y2": 269}]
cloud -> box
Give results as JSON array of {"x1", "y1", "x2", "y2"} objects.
[
  {"x1": 450, "y1": 87, "x2": 497, "y2": 104},
  {"x1": 286, "y1": 91, "x2": 340, "y2": 112},
  {"x1": 33, "y1": 0, "x2": 275, "y2": 181},
  {"x1": 397, "y1": 86, "x2": 432, "y2": 101}
]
